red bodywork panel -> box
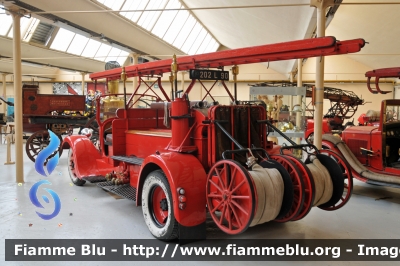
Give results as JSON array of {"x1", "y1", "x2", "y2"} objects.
[
  {"x1": 342, "y1": 126, "x2": 381, "y2": 168},
  {"x1": 137, "y1": 153, "x2": 207, "y2": 227},
  {"x1": 23, "y1": 86, "x2": 85, "y2": 116},
  {"x1": 63, "y1": 135, "x2": 116, "y2": 177},
  {"x1": 305, "y1": 118, "x2": 331, "y2": 139},
  {"x1": 22, "y1": 85, "x2": 86, "y2": 133}
]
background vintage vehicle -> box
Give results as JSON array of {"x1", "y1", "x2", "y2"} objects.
[{"x1": 322, "y1": 67, "x2": 400, "y2": 188}]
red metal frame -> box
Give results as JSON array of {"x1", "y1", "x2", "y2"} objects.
[{"x1": 365, "y1": 67, "x2": 400, "y2": 94}]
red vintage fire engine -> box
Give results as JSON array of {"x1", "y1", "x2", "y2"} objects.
[
  {"x1": 62, "y1": 37, "x2": 364, "y2": 240},
  {"x1": 322, "y1": 67, "x2": 400, "y2": 187}
]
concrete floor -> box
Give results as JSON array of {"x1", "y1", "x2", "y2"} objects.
[{"x1": 1, "y1": 140, "x2": 400, "y2": 266}]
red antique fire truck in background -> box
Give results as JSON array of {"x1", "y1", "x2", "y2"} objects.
[
  {"x1": 322, "y1": 67, "x2": 400, "y2": 188},
  {"x1": 62, "y1": 37, "x2": 365, "y2": 241}
]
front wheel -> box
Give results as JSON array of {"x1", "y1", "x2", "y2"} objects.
[
  {"x1": 142, "y1": 170, "x2": 178, "y2": 240},
  {"x1": 67, "y1": 149, "x2": 86, "y2": 186}
]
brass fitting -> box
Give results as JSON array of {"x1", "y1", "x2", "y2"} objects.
[
  {"x1": 121, "y1": 67, "x2": 127, "y2": 81},
  {"x1": 171, "y1": 54, "x2": 178, "y2": 78},
  {"x1": 232, "y1": 65, "x2": 239, "y2": 76}
]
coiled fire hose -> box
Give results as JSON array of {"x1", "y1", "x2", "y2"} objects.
[
  {"x1": 246, "y1": 151, "x2": 284, "y2": 226},
  {"x1": 306, "y1": 157, "x2": 333, "y2": 206}
]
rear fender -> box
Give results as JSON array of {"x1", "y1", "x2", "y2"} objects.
[{"x1": 137, "y1": 152, "x2": 207, "y2": 227}]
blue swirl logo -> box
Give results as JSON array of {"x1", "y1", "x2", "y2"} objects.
[
  {"x1": 31, "y1": 130, "x2": 61, "y2": 220},
  {"x1": 35, "y1": 130, "x2": 60, "y2": 177},
  {"x1": 29, "y1": 180, "x2": 61, "y2": 220}
]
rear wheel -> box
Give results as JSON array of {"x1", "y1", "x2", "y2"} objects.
[
  {"x1": 142, "y1": 170, "x2": 178, "y2": 240},
  {"x1": 67, "y1": 149, "x2": 86, "y2": 186}
]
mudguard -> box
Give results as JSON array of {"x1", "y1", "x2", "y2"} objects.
[
  {"x1": 62, "y1": 136, "x2": 112, "y2": 177},
  {"x1": 137, "y1": 152, "x2": 207, "y2": 227}
]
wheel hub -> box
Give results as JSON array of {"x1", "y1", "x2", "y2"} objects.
[
  {"x1": 160, "y1": 198, "x2": 168, "y2": 211},
  {"x1": 223, "y1": 191, "x2": 231, "y2": 202},
  {"x1": 40, "y1": 143, "x2": 48, "y2": 149}
]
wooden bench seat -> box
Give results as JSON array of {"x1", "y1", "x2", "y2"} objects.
[{"x1": 126, "y1": 129, "x2": 172, "y2": 138}]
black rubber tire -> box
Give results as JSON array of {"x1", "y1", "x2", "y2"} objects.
[
  {"x1": 67, "y1": 149, "x2": 86, "y2": 186},
  {"x1": 142, "y1": 170, "x2": 178, "y2": 240},
  {"x1": 259, "y1": 159, "x2": 294, "y2": 220},
  {"x1": 315, "y1": 154, "x2": 344, "y2": 208}
]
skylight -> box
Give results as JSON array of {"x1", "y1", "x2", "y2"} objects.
[
  {"x1": 99, "y1": 0, "x2": 220, "y2": 55},
  {"x1": 0, "y1": 6, "x2": 14, "y2": 36},
  {"x1": 81, "y1": 39, "x2": 102, "y2": 58},
  {"x1": 50, "y1": 28, "x2": 75, "y2": 51},
  {"x1": 49, "y1": 27, "x2": 129, "y2": 65},
  {"x1": 67, "y1": 34, "x2": 90, "y2": 55}
]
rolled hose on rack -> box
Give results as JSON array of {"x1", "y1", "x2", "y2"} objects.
[
  {"x1": 248, "y1": 164, "x2": 284, "y2": 227},
  {"x1": 322, "y1": 134, "x2": 400, "y2": 185},
  {"x1": 306, "y1": 157, "x2": 333, "y2": 206}
]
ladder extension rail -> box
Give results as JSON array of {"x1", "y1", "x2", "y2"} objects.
[{"x1": 89, "y1": 36, "x2": 365, "y2": 81}]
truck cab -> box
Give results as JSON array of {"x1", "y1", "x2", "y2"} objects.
[{"x1": 341, "y1": 99, "x2": 400, "y2": 173}]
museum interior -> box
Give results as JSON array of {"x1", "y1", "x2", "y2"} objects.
[{"x1": 1, "y1": 1, "x2": 400, "y2": 265}]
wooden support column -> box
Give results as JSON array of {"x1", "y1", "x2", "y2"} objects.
[
  {"x1": 310, "y1": 0, "x2": 334, "y2": 149},
  {"x1": 296, "y1": 59, "x2": 303, "y2": 144},
  {"x1": 131, "y1": 54, "x2": 139, "y2": 107},
  {"x1": 289, "y1": 72, "x2": 294, "y2": 116},
  {"x1": 81, "y1": 72, "x2": 86, "y2": 95},
  {"x1": 2, "y1": 74, "x2": 7, "y2": 115},
  {"x1": 10, "y1": 8, "x2": 24, "y2": 183}
]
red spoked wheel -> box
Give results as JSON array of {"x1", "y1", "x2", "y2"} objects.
[
  {"x1": 318, "y1": 149, "x2": 353, "y2": 211},
  {"x1": 284, "y1": 155, "x2": 315, "y2": 221},
  {"x1": 270, "y1": 155, "x2": 304, "y2": 223},
  {"x1": 206, "y1": 159, "x2": 255, "y2": 235}
]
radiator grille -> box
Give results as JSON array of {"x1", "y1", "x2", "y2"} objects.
[{"x1": 347, "y1": 139, "x2": 368, "y2": 157}]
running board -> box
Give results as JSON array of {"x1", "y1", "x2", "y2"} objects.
[
  {"x1": 82, "y1": 176, "x2": 106, "y2": 183},
  {"x1": 366, "y1": 179, "x2": 400, "y2": 189},
  {"x1": 97, "y1": 181, "x2": 113, "y2": 187},
  {"x1": 111, "y1": 155, "x2": 144, "y2": 165},
  {"x1": 97, "y1": 182, "x2": 136, "y2": 201}
]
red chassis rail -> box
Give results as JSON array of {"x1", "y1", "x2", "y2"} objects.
[
  {"x1": 365, "y1": 67, "x2": 400, "y2": 94},
  {"x1": 90, "y1": 36, "x2": 365, "y2": 81}
]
